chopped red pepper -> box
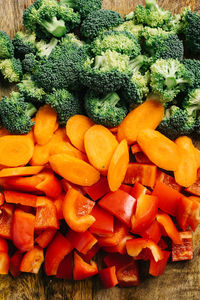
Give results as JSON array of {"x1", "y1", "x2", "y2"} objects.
[
  {"x1": 185, "y1": 168, "x2": 200, "y2": 196},
  {"x1": 156, "y1": 213, "x2": 182, "y2": 244},
  {"x1": 0, "y1": 176, "x2": 42, "y2": 193},
  {"x1": 9, "y1": 250, "x2": 23, "y2": 278},
  {"x1": 149, "y1": 251, "x2": 170, "y2": 276},
  {"x1": 0, "y1": 192, "x2": 5, "y2": 206},
  {"x1": 35, "y1": 170, "x2": 62, "y2": 199},
  {"x1": 66, "y1": 230, "x2": 97, "y2": 254},
  {"x1": 119, "y1": 184, "x2": 132, "y2": 194},
  {"x1": 0, "y1": 237, "x2": 8, "y2": 253},
  {"x1": 104, "y1": 253, "x2": 133, "y2": 270},
  {"x1": 4, "y1": 190, "x2": 37, "y2": 207},
  {"x1": 20, "y1": 246, "x2": 44, "y2": 274},
  {"x1": 99, "y1": 266, "x2": 118, "y2": 289},
  {"x1": 0, "y1": 251, "x2": 9, "y2": 274},
  {"x1": 56, "y1": 252, "x2": 73, "y2": 279},
  {"x1": 141, "y1": 220, "x2": 162, "y2": 244},
  {"x1": 131, "y1": 143, "x2": 142, "y2": 155},
  {"x1": 35, "y1": 229, "x2": 57, "y2": 248},
  {"x1": 53, "y1": 193, "x2": 65, "y2": 220},
  {"x1": 103, "y1": 234, "x2": 133, "y2": 255},
  {"x1": 83, "y1": 176, "x2": 110, "y2": 201},
  {"x1": 124, "y1": 163, "x2": 157, "y2": 188},
  {"x1": 60, "y1": 179, "x2": 85, "y2": 195},
  {"x1": 73, "y1": 252, "x2": 98, "y2": 280},
  {"x1": 134, "y1": 152, "x2": 152, "y2": 164},
  {"x1": 0, "y1": 204, "x2": 14, "y2": 239},
  {"x1": 99, "y1": 190, "x2": 136, "y2": 226},
  {"x1": 117, "y1": 261, "x2": 139, "y2": 287},
  {"x1": 156, "y1": 170, "x2": 182, "y2": 192},
  {"x1": 130, "y1": 182, "x2": 147, "y2": 200},
  {"x1": 158, "y1": 238, "x2": 169, "y2": 250},
  {"x1": 89, "y1": 205, "x2": 114, "y2": 236},
  {"x1": 172, "y1": 231, "x2": 193, "y2": 262},
  {"x1": 78, "y1": 243, "x2": 100, "y2": 263}
]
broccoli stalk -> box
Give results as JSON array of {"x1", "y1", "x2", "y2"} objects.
[{"x1": 42, "y1": 17, "x2": 66, "y2": 38}]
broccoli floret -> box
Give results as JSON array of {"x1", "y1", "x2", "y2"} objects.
[
  {"x1": 35, "y1": 37, "x2": 58, "y2": 58},
  {"x1": 162, "y1": 13, "x2": 184, "y2": 34},
  {"x1": 183, "y1": 59, "x2": 200, "y2": 90},
  {"x1": 12, "y1": 30, "x2": 37, "y2": 59},
  {"x1": 61, "y1": 33, "x2": 84, "y2": 48},
  {"x1": 23, "y1": 0, "x2": 81, "y2": 39},
  {"x1": 133, "y1": 0, "x2": 172, "y2": 28},
  {"x1": 80, "y1": 9, "x2": 124, "y2": 40},
  {"x1": 22, "y1": 53, "x2": 40, "y2": 74},
  {"x1": 45, "y1": 88, "x2": 82, "y2": 126},
  {"x1": 183, "y1": 9, "x2": 200, "y2": 55},
  {"x1": 157, "y1": 105, "x2": 196, "y2": 139},
  {"x1": 60, "y1": 0, "x2": 102, "y2": 19},
  {"x1": 150, "y1": 59, "x2": 192, "y2": 103},
  {"x1": 182, "y1": 89, "x2": 200, "y2": 117},
  {"x1": 0, "y1": 92, "x2": 37, "y2": 134},
  {"x1": 114, "y1": 21, "x2": 144, "y2": 42},
  {"x1": 0, "y1": 30, "x2": 14, "y2": 59},
  {"x1": 84, "y1": 91, "x2": 128, "y2": 127},
  {"x1": 0, "y1": 58, "x2": 22, "y2": 83},
  {"x1": 90, "y1": 30, "x2": 141, "y2": 58}
]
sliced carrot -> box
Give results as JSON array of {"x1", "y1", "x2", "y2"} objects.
[
  {"x1": 30, "y1": 141, "x2": 52, "y2": 166},
  {"x1": 84, "y1": 125, "x2": 118, "y2": 172},
  {"x1": 34, "y1": 105, "x2": 57, "y2": 146},
  {"x1": 49, "y1": 154, "x2": 100, "y2": 186},
  {"x1": 0, "y1": 166, "x2": 43, "y2": 177},
  {"x1": 54, "y1": 127, "x2": 69, "y2": 141},
  {"x1": 174, "y1": 136, "x2": 197, "y2": 187},
  {"x1": 194, "y1": 148, "x2": 200, "y2": 168},
  {"x1": 108, "y1": 140, "x2": 129, "y2": 192},
  {"x1": 66, "y1": 115, "x2": 94, "y2": 153},
  {"x1": 0, "y1": 135, "x2": 34, "y2": 167},
  {"x1": 118, "y1": 99, "x2": 164, "y2": 145},
  {"x1": 137, "y1": 129, "x2": 180, "y2": 171}
]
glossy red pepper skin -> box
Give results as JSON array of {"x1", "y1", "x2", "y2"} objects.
[
  {"x1": 35, "y1": 229, "x2": 57, "y2": 248},
  {"x1": 99, "y1": 266, "x2": 118, "y2": 289},
  {"x1": 35, "y1": 170, "x2": 62, "y2": 199},
  {"x1": 0, "y1": 237, "x2": 8, "y2": 253},
  {"x1": 117, "y1": 261, "x2": 139, "y2": 287},
  {"x1": 78, "y1": 243, "x2": 100, "y2": 263},
  {"x1": 9, "y1": 251, "x2": 23, "y2": 278},
  {"x1": 83, "y1": 176, "x2": 110, "y2": 201},
  {"x1": 73, "y1": 252, "x2": 98, "y2": 280},
  {"x1": 156, "y1": 170, "x2": 182, "y2": 192},
  {"x1": 0, "y1": 251, "x2": 9, "y2": 274},
  {"x1": 104, "y1": 253, "x2": 133, "y2": 270},
  {"x1": 56, "y1": 252, "x2": 73, "y2": 279},
  {"x1": 4, "y1": 190, "x2": 37, "y2": 207},
  {"x1": 35, "y1": 197, "x2": 59, "y2": 231},
  {"x1": 89, "y1": 205, "x2": 114, "y2": 236},
  {"x1": 141, "y1": 220, "x2": 161, "y2": 244},
  {"x1": 130, "y1": 182, "x2": 147, "y2": 200},
  {"x1": 0, "y1": 176, "x2": 42, "y2": 193},
  {"x1": 0, "y1": 192, "x2": 5, "y2": 206},
  {"x1": 119, "y1": 184, "x2": 132, "y2": 194},
  {"x1": 149, "y1": 251, "x2": 170, "y2": 276},
  {"x1": 172, "y1": 231, "x2": 193, "y2": 262},
  {"x1": 0, "y1": 204, "x2": 14, "y2": 239},
  {"x1": 66, "y1": 230, "x2": 97, "y2": 255},
  {"x1": 103, "y1": 234, "x2": 133, "y2": 255},
  {"x1": 20, "y1": 246, "x2": 44, "y2": 274},
  {"x1": 124, "y1": 163, "x2": 157, "y2": 188}
]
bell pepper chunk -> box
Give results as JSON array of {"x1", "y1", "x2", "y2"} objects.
[
  {"x1": 149, "y1": 250, "x2": 170, "y2": 276},
  {"x1": 54, "y1": 193, "x2": 65, "y2": 220},
  {"x1": 99, "y1": 190, "x2": 136, "y2": 227},
  {"x1": 104, "y1": 253, "x2": 133, "y2": 270},
  {"x1": 73, "y1": 252, "x2": 98, "y2": 280},
  {"x1": 124, "y1": 163, "x2": 157, "y2": 188},
  {"x1": 20, "y1": 246, "x2": 44, "y2": 274},
  {"x1": 99, "y1": 266, "x2": 119, "y2": 289},
  {"x1": 0, "y1": 192, "x2": 5, "y2": 206},
  {"x1": 83, "y1": 176, "x2": 110, "y2": 201},
  {"x1": 172, "y1": 231, "x2": 193, "y2": 262},
  {"x1": 44, "y1": 232, "x2": 73, "y2": 276},
  {"x1": 141, "y1": 220, "x2": 162, "y2": 244},
  {"x1": 61, "y1": 179, "x2": 85, "y2": 195},
  {"x1": 89, "y1": 205, "x2": 114, "y2": 236},
  {"x1": 117, "y1": 261, "x2": 139, "y2": 287},
  {"x1": 35, "y1": 197, "x2": 59, "y2": 231},
  {"x1": 35, "y1": 229, "x2": 57, "y2": 248},
  {"x1": 0, "y1": 175, "x2": 42, "y2": 193},
  {"x1": 156, "y1": 213, "x2": 182, "y2": 244},
  {"x1": 4, "y1": 190, "x2": 37, "y2": 207},
  {"x1": 63, "y1": 188, "x2": 95, "y2": 232},
  {"x1": 12, "y1": 209, "x2": 35, "y2": 252},
  {"x1": 185, "y1": 168, "x2": 200, "y2": 196},
  {"x1": 130, "y1": 182, "x2": 147, "y2": 200},
  {"x1": 0, "y1": 204, "x2": 14, "y2": 239},
  {"x1": 103, "y1": 234, "x2": 133, "y2": 255},
  {"x1": 9, "y1": 251, "x2": 23, "y2": 278},
  {"x1": 126, "y1": 238, "x2": 164, "y2": 262},
  {"x1": 156, "y1": 170, "x2": 182, "y2": 192},
  {"x1": 0, "y1": 237, "x2": 8, "y2": 253},
  {"x1": 0, "y1": 251, "x2": 9, "y2": 274},
  {"x1": 77, "y1": 243, "x2": 100, "y2": 263},
  {"x1": 56, "y1": 252, "x2": 73, "y2": 279},
  {"x1": 66, "y1": 230, "x2": 97, "y2": 255},
  {"x1": 119, "y1": 184, "x2": 132, "y2": 194},
  {"x1": 35, "y1": 170, "x2": 62, "y2": 199},
  {"x1": 135, "y1": 152, "x2": 152, "y2": 164}
]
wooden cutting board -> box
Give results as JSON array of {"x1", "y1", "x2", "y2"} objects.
[{"x1": 0, "y1": 1, "x2": 200, "y2": 299}]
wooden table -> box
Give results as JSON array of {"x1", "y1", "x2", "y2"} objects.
[{"x1": 0, "y1": 1, "x2": 200, "y2": 299}]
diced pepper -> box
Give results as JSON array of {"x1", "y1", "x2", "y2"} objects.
[
  {"x1": 185, "y1": 168, "x2": 200, "y2": 196},
  {"x1": 4, "y1": 190, "x2": 37, "y2": 207},
  {"x1": 20, "y1": 246, "x2": 44, "y2": 274},
  {"x1": 156, "y1": 170, "x2": 182, "y2": 192},
  {"x1": 158, "y1": 238, "x2": 169, "y2": 250},
  {"x1": 35, "y1": 170, "x2": 62, "y2": 199},
  {"x1": 54, "y1": 193, "x2": 65, "y2": 220},
  {"x1": 0, "y1": 252, "x2": 9, "y2": 274},
  {"x1": 83, "y1": 176, "x2": 110, "y2": 201},
  {"x1": 130, "y1": 182, "x2": 147, "y2": 200},
  {"x1": 35, "y1": 197, "x2": 59, "y2": 231},
  {"x1": 134, "y1": 248, "x2": 153, "y2": 261},
  {"x1": 156, "y1": 213, "x2": 182, "y2": 244},
  {"x1": 134, "y1": 152, "x2": 152, "y2": 164},
  {"x1": 78, "y1": 243, "x2": 100, "y2": 263},
  {"x1": 60, "y1": 179, "x2": 85, "y2": 195},
  {"x1": 124, "y1": 163, "x2": 157, "y2": 188},
  {"x1": 149, "y1": 251, "x2": 170, "y2": 276},
  {"x1": 104, "y1": 253, "x2": 133, "y2": 270},
  {"x1": 66, "y1": 230, "x2": 97, "y2": 255},
  {"x1": 35, "y1": 229, "x2": 57, "y2": 248},
  {"x1": 131, "y1": 143, "x2": 142, "y2": 155},
  {"x1": 103, "y1": 234, "x2": 133, "y2": 255},
  {"x1": 89, "y1": 205, "x2": 114, "y2": 236},
  {"x1": 172, "y1": 231, "x2": 193, "y2": 261},
  {"x1": 56, "y1": 252, "x2": 73, "y2": 279},
  {"x1": 141, "y1": 220, "x2": 162, "y2": 244},
  {"x1": 117, "y1": 261, "x2": 139, "y2": 287},
  {"x1": 0, "y1": 192, "x2": 5, "y2": 206},
  {"x1": 0, "y1": 237, "x2": 8, "y2": 253},
  {"x1": 73, "y1": 252, "x2": 98, "y2": 280},
  {"x1": 99, "y1": 266, "x2": 118, "y2": 289},
  {"x1": 119, "y1": 184, "x2": 132, "y2": 194},
  {"x1": 9, "y1": 251, "x2": 23, "y2": 278},
  {"x1": 0, "y1": 175, "x2": 42, "y2": 193}
]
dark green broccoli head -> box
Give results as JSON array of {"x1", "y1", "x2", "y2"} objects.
[
  {"x1": 182, "y1": 89, "x2": 200, "y2": 117},
  {"x1": 80, "y1": 9, "x2": 124, "y2": 40},
  {"x1": 90, "y1": 30, "x2": 141, "y2": 58},
  {"x1": 45, "y1": 88, "x2": 82, "y2": 126},
  {"x1": 35, "y1": 37, "x2": 58, "y2": 58},
  {"x1": 12, "y1": 31, "x2": 37, "y2": 59},
  {"x1": 113, "y1": 21, "x2": 144, "y2": 42},
  {"x1": 84, "y1": 91, "x2": 128, "y2": 127},
  {"x1": 0, "y1": 58, "x2": 22, "y2": 83},
  {"x1": 0, "y1": 91, "x2": 37, "y2": 134},
  {"x1": 60, "y1": 0, "x2": 102, "y2": 19},
  {"x1": 22, "y1": 53, "x2": 40, "y2": 74},
  {"x1": 0, "y1": 30, "x2": 14, "y2": 59},
  {"x1": 183, "y1": 59, "x2": 200, "y2": 90},
  {"x1": 184, "y1": 10, "x2": 200, "y2": 55}
]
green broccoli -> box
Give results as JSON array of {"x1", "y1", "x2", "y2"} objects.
[
  {"x1": 183, "y1": 59, "x2": 200, "y2": 90},
  {"x1": 12, "y1": 30, "x2": 37, "y2": 59},
  {"x1": 84, "y1": 91, "x2": 128, "y2": 127},
  {"x1": 22, "y1": 53, "x2": 40, "y2": 74},
  {"x1": 60, "y1": 0, "x2": 102, "y2": 19},
  {"x1": 35, "y1": 37, "x2": 58, "y2": 58},
  {"x1": 113, "y1": 21, "x2": 144, "y2": 42},
  {"x1": 23, "y1": 0, "x2": 81, "y2": 39},
  {"x1": 45, "y1": 88, "x2": 82, "y2": 126},
  {"x1": 182, "y1": 9, "x2": 200, "y2": 55},
  {"x1": 182, "y1": 89, "x2": 200, "y2": 117},
  {"x1": 80, "y1": 9, "x2": 124, "y2": 40},
  {"x1": 150, "y1": 59, "x2": 192, "y2": 103},
  {"x1": 0, "y1": 30, "x2": 14, "y2": 59},
  {"x1": 162, "y1": 13, "x2": 184, "y2": 34},
  {"x1": 0, "y1": 92, "x2": 37, "y2": 134},
  {"x1": 61, "y1": 33, "x2": 84, "y2": 48},
  {"x1": 0, "y1": 58, "x2": 22, "y2": 83},
  {"x1": 90, "y1": 30, "x2": 141, "y2": 58}
]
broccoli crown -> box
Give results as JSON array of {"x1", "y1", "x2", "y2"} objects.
[
  {"x1": 60, "y1": 0, "x2": 102, "y2": 19},
  {"x1": 0, "y1": 58, "x2": 22, "y2": 83},
  {"x1": 80, "y1": 9, "x2": 124, "y2": 40},
  {"x1": 133, "y1": 0, "x2": 172, "y2": 28},
  {"x1": 150, "y1": 59, "x2": 192, "y2": 103},
  {"x1": 157, "y1": 105, "x2": 196, "y2": 139},
  {"x1": 183, "y1": 59, "x2": 200, "y2": 90},
  {"x1": 162, "y1": 13, "x2": 183, "y2": 33},
  {"x1": 0, "y1": 30, "x2": 14, "y2": 59},
  {"x1": 45, "y1": 88, "x2": 82, "y2": 126},
  {"x1": 22, "y1": 53, "x2": 40, "y2": 74},
  {"x1": 0, "y1": 91, "x2": 37, "y2": 134},
  {"x1": 12, "y1": 31, "x2": 37, "y2": 59},
  {"x1": 90, "y1": 30, "x2": 141, "y2": 58},
  {"x1": 84, "y1": 91, "x2": 128, "y2": 127},
  {"x1": 114, "y1": 22, "x2": 144, "y2": 41},
  {"x1": 182, "y1": 89, "x2": 200, "y2": 117},
  {"x1": 61, "y1": 33, "x2": 84, "y2": 48},
  {"x1": 35, "y1": 37, "x2": 58, "y2": 58},
  {"x1": 184, "y1": 10, "x2": 200, "y2": 55},
  {"x1": 17, "y1": 74, "x2": 46, "y2": 105}
]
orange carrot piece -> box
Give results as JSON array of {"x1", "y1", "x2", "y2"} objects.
[
  {"x1": 118, "y1": 99, "x2": 164, "y2": 145},
  {"x1": 66, "y1": 115, "x2": 94, "y2": 153},
  {"x1": 0, "y1": 166, "x2": 43, "y2": 177},
  {"x1": 84, "y1": 125, "x2": 118, "y2": 172},
  {"x1": 54, "y1": 127, "x2": 69, "y2": 141},
  {"x1": 0, "y1": 135, "x2": 34, "y2": 167},
  {"x1": 49, "y1": 153, "x2": 100, "y2": 186},
  {"x1": 174, "y1": 136, "x2": 197, "y2": 187},
  {"x1": 30, "y1": 142, "x2": 52, "y2": 166},
  {"x1": 194, "y1": 148, "x2": 200, "y2": 168},
  {"x1": 34, "y1": 105, "x2": 57, "y2": 146},
  {"x1": 131, "y1": 144, "x2": 142, "y2": 155},
  {"x1": 124, "y1": 163, "x2": 157, "y2": 188},
  {"x1": 108, "y1": 140, "x2": 129, "y2": 192},
  {"x1": 137, "y1": 129, "x2": 180, "y2": 171}
]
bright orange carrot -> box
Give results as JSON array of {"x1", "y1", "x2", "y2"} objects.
[
  {"x1": 194, "y1": 148, "x2": 200, "y2": 168},
  {"x1": 84, "y1": 125, "x2": 118, "y2": 172},
  {"x1": 0, "y1": 166, "x2": 44, "y2": 177},
  {"x1": 66, "y1": 115, "x2": 94, "y2": 153},
  {"x1": 49, "y1": 153, "x2": 100, "y2": 186},
  {"x1": 107, "y1": 139, "x2": 129, "y2": 192},
  {"x1": 54, "y1": 127, "x2": 69, "y2": 141},
  {"x1": 118, "y1": 99, "x2": 164, "y2": 145},
  {"x1": 137, "y1": 129, "x2": 180, "y2": 171},
  {"x1": 30, "y1": 141, "x2": 52, "y2": 166},
  {"x1": 34, "y1": 105, "x2": 57, "y2": 145}
]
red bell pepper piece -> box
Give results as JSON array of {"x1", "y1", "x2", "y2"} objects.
[
  {"x1": 131, "y1": 194, "x2": 158, "y2": 234},
  {"x1": 83, "y1": 176, "x2": 110, "y2": 201},
  {"x1": 99, "y1": 266, "x2": 118, "y2": 289},
  {"x1": 185, "y1": 168, "x2": 200, "y2": 196},
  {"x1": 35, "y1": 170, "x2": 62, "y2": 199},
  {"x1": 61, "y1": 179, "x2": 85, "y2": 195},
  {"x1": 131, "y1": 143, "x2": 142, "y2": 155},
  {"x1": 73, "y1": 252, "x2": 98, "y2": 280},
  {"x1": 152, "y1": 181, "x2": 182, "y2": 216},
  {"x1": 35, "y1": 229, "x2": 57, "y2": 248},
  {"x1": 0, "y1": 175, "x2": 42, "y2": 193},
  {"x1": 158, "y1": 238, "x2": 169, "y2": 250},
  {"x1": 126, "y1": 238, "x2": 164, "y2": 262},
  {"x1": 0, "y1": 203, "x2": 13, "y2": 239},
  {"x1": 0, "y1": 237, "x2": 8, "y2": 253},
  {"x1": 9, "y1": 250, "x2": 23, "y2": 278},
  {"x1": 141, "y1": 220, "x2": 162, "y2": 244},
  {"x1": 156, "y1": 213, "x2": 182, "y2": 244},
  {"x1": 54, "y1": 193, "x2": 65, "y2": 220},
  {"x1": 0, "y1": 192, "x2": 5, "y2": 206},
  {"x1": 134, "y1": 152, "x2": 152, "y2": 164},
  {"x1": 104, "y1": 253, "x2": 133, "y2": 270},
  {"x1": 12, "y1": 209, "x2": 35, "y2": 252},
  {"x1": 4, "y1": 190, "x2": 37, "y2": 207},
  {"x1": 172, "y1": 231, "x2": 193, "y2": 261},
  {"x1": 20, "y1": 246, "x2": 44, "y2": 274},
  {"x1": 89, "y1": 205, "x2": 114, "y2": 236},
  {"x1": 130, "y1": 182, "x2": 147, "y2": 199},
  {"x1": 56, "y1": 252, "x2": 73, "y2": 279},
  {"x1": 103, "y1": 234, "x2": 133, "y2": 255},
  {"x1": 149, "y1": 250, "x2": 170, "y2": 276},
  {"x1": 124, "y1": 163, "x2": 157, "y2": 188},
  {"x1": 176, "y1": 196, "x2": 200, "y2": 232},
  {"x1": 156, "y1": 170, "x2": 182, "y2": 192},
  {"x1": 0, "y1": 252, "x2": 9, "y2": 274},
  {"x1": 35, "y1": 197, "x2": 59, "y2": 231},
  {"x1": 63, "y1": 188, "x2": 95, "y2": 232},
  {"x1": 66, "y1": 230, "x2": 97, "y2": 254},
  {"x1": 117, "y1": 261, "x2": 139, "y2": 287},
  {"x1": 99, "y1": 190, "x2": 136, "y2": 226},
  {"x1": 44, "y1": 232, "x2": 73, "y2": 276},
  {"x1": 134, "y1": 248, "x2": 153, "y2": 261},
  {"x1": 78, "y1": 243, "x2": 100, "y2": 263},
  {"x1": 119, "y1": 184, "x2": 132, "y2": 194}
]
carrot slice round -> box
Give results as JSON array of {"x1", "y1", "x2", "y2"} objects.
[{"x1": 0, "y1": 166, "x2": 44, "y2": 177}]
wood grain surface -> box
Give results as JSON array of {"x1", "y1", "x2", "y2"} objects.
[{"x1": 0, "y1": 1, "x2": 200, "y2": 299}]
